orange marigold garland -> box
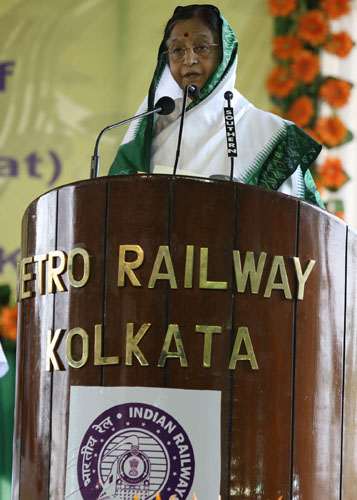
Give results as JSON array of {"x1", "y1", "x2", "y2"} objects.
[
  {"x1": 273, "y1": 35, "x2": 302, "y2": 60},
  {"x1": 319, "y1": 78, "x2": 351, "y2": 108},
  {"x1": 317, "y1": 156, "x2": 348, "y2": 191},
  {"x1": 0, "y1": 305, "x2": 18, "y2": 342},
  {"x1": 267, "y1": 0, "x2": 354, "y2": 219},
  {"x1": 334, "y1": 210, "x2": 345, "y2": 221},
  {"x1": 291, "y1": 50, "x2": 320, "y2": 83},
  {"x1": 324, "y1": 31, "x2": 354, "y2": 58},
  {"x1": 269, "y1": 0, "x2": 298, "y2": 17},
  {"x1": 320, "y1": 0, "x2": 351, "y2": 20},
  {"x1": 315, "y1": 116, "x2": 348, "y2": 148},
  {"x1": 266, "y1": 65, "x2": 297, "y2": 98},
  {"x1": 297, "y1": 10, "x2": 329, "y2": 46},
  {"x1": 286, "y1": 96, "x2": 315, "y2": 127}
]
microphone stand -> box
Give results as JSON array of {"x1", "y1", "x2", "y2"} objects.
[
  {"x1": 90, "y1": 109, "x2": 157, "y2": 179},
  {"x1": 173, "y1": 85, "x2": 200, "y2": 175},
  {"x1": 90, "y1": 97, "x2": 175, "y2": 179}
]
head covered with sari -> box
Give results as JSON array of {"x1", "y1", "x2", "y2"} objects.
[{"x1": 109, "y1": 4, "x2": 323, "y2": 207}]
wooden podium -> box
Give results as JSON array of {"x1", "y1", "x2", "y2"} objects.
[{"x1": 12, "y1": 175, "x2": 357, "y2": 499}]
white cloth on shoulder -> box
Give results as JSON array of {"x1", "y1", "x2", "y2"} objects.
[{"x1": 0, "y1": 340, "x2": 9, "y2": 377}]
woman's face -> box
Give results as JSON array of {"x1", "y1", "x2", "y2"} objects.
[{"x1": 166, "y1": 17, "x2": 221, "y2": 91}]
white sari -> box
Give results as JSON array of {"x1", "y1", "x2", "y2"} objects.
[{"x1": 0, "y1": 341, "x2": 9, "y2": 378}]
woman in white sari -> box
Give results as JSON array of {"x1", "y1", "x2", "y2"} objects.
[{"x1": 109, "y1": 4, "x2": 323, "y2": 208}]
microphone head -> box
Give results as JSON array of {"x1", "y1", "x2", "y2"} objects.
[
  {"x1": 224, "y1": 91, "x2": 233, "y2": 101},
  {"x1": 188, "y1": 85, "x2": 200, "y2": 100},
  {"x1": 155, "y1": 96, "x2": 175, "y2": 115}
]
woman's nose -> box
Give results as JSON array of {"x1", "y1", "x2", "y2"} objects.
[{"x1": 183, "y1": 47, "x2": 198, "y2": 65}]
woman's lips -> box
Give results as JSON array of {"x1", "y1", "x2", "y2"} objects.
[{"x1": 182, "y1": 72, "x2": 201, "y2": 82}]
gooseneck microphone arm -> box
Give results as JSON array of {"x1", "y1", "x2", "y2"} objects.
[
  {"x1": 90, "y1": 96, "x2": 175, "y2": 179},
  {"x1": 173, "y1": 85, "x2": 200, "y2": 175},
  {"x1": 223, "y1": 91, "x2": 238, "y2": 182}
]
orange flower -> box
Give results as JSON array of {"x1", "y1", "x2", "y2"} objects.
[
  {"x1": 334, "y1": 211, "x2": 345, "y2": 220},
  {"x1": 320, "y1": 0, "x2": 351, "y2": 19},
  {"x1": 315, "y1": 116, "x2": 348, "y2": 147},
  {"x1": 0, "y1": 305, "x2": 18, "y2": 342},
  {"x1": 303, "y1": 127, "x2": 321, "y2": 143},
  {"x1": 273, "y1": 35, "x2": 302, "y2": 60},
  {"x1": 324, "y1": 31, "x2": 354, "y2": 57},
  {"x1": 319, "y1": 78, "x2": 351, "y2": 108},
  {"x1": 286, "y1": 96, "x2": 315, "y2": 127},
  {"x1": 297, "y1": 10, "x2": 329, "y2": 46},
  {"x1": 317, "y1": 155, "x2": 348, "y2": 190},
  {"x1": 291, "y1": 50, "x2": 320, "y2": 83},
  {"x1": 269, "y1": 0, "x2": 297, "y2": 17},
  {"x1": 266, "y1": 65, "x2": 297, "y2": 98}
]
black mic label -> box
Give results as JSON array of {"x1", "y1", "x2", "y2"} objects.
[{"x1": 224, "y1": 107, "x2": 238, "y2": 157}]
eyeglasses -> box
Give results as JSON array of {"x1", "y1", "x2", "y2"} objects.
[{"x1": 164, "y1": 43, "x2": 219, "y2": 61}]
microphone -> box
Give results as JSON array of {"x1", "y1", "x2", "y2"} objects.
[
  {"x1": 155, "y1": 96, "x2": 176, "y2": 115},
  {"x1": 188, "y1": 84, "x2": 200, "y2": 100},
  {"x1": 90, "y1": 96, "x2": 175, "y2": 179},
  {"x1": 173, "y1": 85, "x2": 200, "y2": 175},
  {"x1": 223, "y1": 91, "x2": 238, "y2": 181}
]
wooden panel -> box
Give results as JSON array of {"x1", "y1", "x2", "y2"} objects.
[
  {"x1": 230, "y1": 185, "x2": 298, "y2": 499},
  {"x1": 342, "y1": 227, "x2": 357, "y2": 499},
  {"x1": 166, "y1": 177, "x2": 235, "y2": 495},
  {"x1": 293, "y1": 204, "x2": 346, "y2": 499},
  {"x1": 14, "y1": 176, "x2": 357, "y2": 499},
  {"x1": 49, "y1": 178, "x2": 108, "y2": 497},
  {"x1": 103, "y1": 175, "x2": 170, "y2": 387},
  {"x1": 18, "y1": 191, "x2": 57, "y2": 499}
]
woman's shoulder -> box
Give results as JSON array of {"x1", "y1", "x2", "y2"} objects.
[
  {"x1": 233, "y1": 90, "x2": 294, "y2": 140},
  {"x1": 235, "y1": 93, "x2": 321, "y2": 153},
  {"x1": 235, "y1": 92, "x2": 286, "y2": 128}
]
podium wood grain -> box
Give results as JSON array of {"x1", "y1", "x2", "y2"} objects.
[{"x1": 12, "y1": 175, "x2": 357, "y2": 500}]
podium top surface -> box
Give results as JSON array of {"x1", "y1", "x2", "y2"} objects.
[{"x1": 25, "y1": 173, "x2": 349, "y2": 229}]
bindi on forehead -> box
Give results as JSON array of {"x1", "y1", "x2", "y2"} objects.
[{"x1": 169, "y1": 33, "x2": 211, "y2": 44}]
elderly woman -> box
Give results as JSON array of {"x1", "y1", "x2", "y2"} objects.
[{"x1": 109, "y1": 4, "x2": 323, "y2": 207}]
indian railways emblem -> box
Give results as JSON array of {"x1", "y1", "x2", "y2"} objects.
[{"x1": 77, "y1": 402, "x2": 195, "y2": 499}]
